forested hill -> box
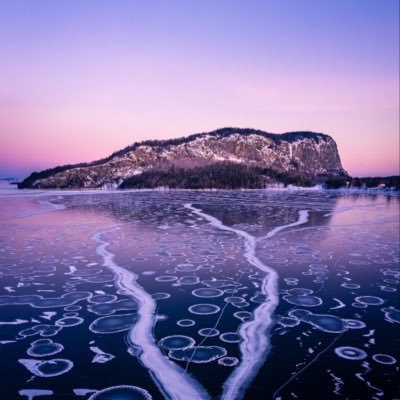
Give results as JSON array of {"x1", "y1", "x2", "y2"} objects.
[{"x1": 19, "y1": 127, "x2": 347, "y2": 189}]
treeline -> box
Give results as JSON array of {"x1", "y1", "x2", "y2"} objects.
[
  {"x1": 324, "y1": 176, "x2": 400, "y2": 190},
  {"x1": 120, "y1": 163, "x2": 263, "y2": 189},
  {"x1": 119, "y1": 162, "x2": 316, "y2": 189},
  {"x1": 258, "y1": 167, "x2": 315, "y2": 187}
]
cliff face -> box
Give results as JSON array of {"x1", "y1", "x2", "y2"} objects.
[{"x1": 19, "y1": 128, "x2": 347, "y2": 189}]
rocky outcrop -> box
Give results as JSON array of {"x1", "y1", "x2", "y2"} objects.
[{"x1": 19, "y1": 128, "x2": 348, "y2": 189}]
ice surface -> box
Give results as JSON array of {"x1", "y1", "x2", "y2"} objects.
[{"x1": 0, "y1": 190, "x2": 398, "y2": 399}]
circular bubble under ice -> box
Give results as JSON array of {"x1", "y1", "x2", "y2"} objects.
[
  {"x1": 233, "y1": 311, "x2": 253, "y2": 321},
  {"x1": 192, "y1": 288, "x2": 224, "y2": 298},
  {"x1": 177, "y1": 319, "x2": 195, "y2": 327},
  {"x1": 382, "y1": 307, "x2": 400, "y2": 323},
  {"x1": 380, "y1": 286, "x2": 396, "y2": 292},
  {"x1": 64, "y1": 305, "x2": 81, "y2": 312},
  {"x1": 176, "y1": 264, "x2": 198, "y2": 272},
  {"x1": 169, "y1": 346, "x2": 227, "y2": 363},
  {"x1": 341, "y1": 283, "x2": 360, "y2": 289},
  {"x1": 151, "y1": 293, "x2": 170, "y2": 300},
  {"x1": 202, "y1": 280, "x2": 234, "y2": 288},
  {"x1": 334, "y1": 346, "x2": 367, "y2": 360},
  {"x1": 155, "y1": 276, "x2": 177, "y2": 282},
  {"x1": 288, "y1": 309, "x2": 345, "y2": 333},
  {"x1": 88, "y1": 385, "x2": 152, "y2": 400},
  {"x1": 55, "y1": 317, "x2": 84, "y2": 327},
  {"x1": 283, "y1": 295, "x2": 322, "y2": 307},
  {"x1": 224, "y1": 296, "x2": 246, "y2": 304},
  {"x1": 355, "y1": 296, "x2": 384, "y2": 306},
  {"x1": 344, "y1": 319, "x2": 366, "y2": 329},
  {"x1": 278, "y1": 317, "x2": 300, "y2": 327},
  {"x1": 177, "y1": 276, "x2": 200, "y2": 285},
  {"x1": 352, "y1": 302, "x2": 367, "y2": 309},
  {"x1": 198, "y1": 328, "x2": 220, "y2": 337},
  {"x1": 89, "y1": 314, "x2": 137, "y2": 334},
  {"x1": 63, "y1": 312, "x2": 78, "y2": 317},
  {"x1": 286, "y1": 288, "x2": 313, "y2": 296},
  {"x1": 19, "y1": 358, "x2": 73, "y2": 377},
  {"x1": 158, "y1": 335, "x2": 195, "y2": 350},
  {"x1": 188, "y1": 304, "x2": 221, "y2": 315},
  {"x1": 372, "y1": 354, "x2": 396, "y2": 365},
  {"x1": 220, "y1": 332, "x2": 241, "y2": 343},
  {"x1": 218, "y1": 357, "x2": 239, "y2": 367},
  {"x1": 27, "y1": 339, "x2": 64, "y2": 357},
  {"x1": 89, "y1": 295, "x2": 117, "y2": 304}
]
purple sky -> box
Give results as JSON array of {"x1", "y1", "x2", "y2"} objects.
[{"x1": 0, "y1": 0, "x2": 398, "y2": 178}]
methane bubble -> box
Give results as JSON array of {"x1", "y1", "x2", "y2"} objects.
[
  {"x1": 158, "y1": 335, "x2": 195, "y2": 350},
  {"x1": 89, "y1": 314, "x2": 137, "y2": 334},
  {"x1": 188, "y1": 304, "x2": 221, "y2": 315},
  {"x1": 344, "y1": 319, "x2": 366, "y2": 329},
  {"x1": 177, "y1": 319, "x2": 195, "y2": 327},
  {"x1": 355, "y1": 296, "x2": 384, "y2": 306},
  {"x1": 218, "y1": 357, "x2": 239, "y2": 366},
  {"x1": 88, "y1": 385, "x2": 152, "y2": 400},
  {"x1": 192, "y1": 288, "x2": 224, "y2": 298},
  {"x1": 27, "y1": 339, "x2": 64, "y2": 357},
  {"x1": 334, "y1": 346, "x2": 367, "y2": 360},
  {"x1": 198, "y1": 328, "x2": 220, "y2": 337},
  {"x1": 372, "y1": 354, "x2": 396, "y2": 365},
  {"x1": 19, "y1": 358, "x2": 73, "y2": 377},
  {"x1": 220, "y1": 332, "x2": 241, "y2": 343},
  {"x1": 55, "y1": 317, "x2": 84, "y2": 327},
  {"x1": 283, "y1": 294, "x2": 322, "y2": 307},
  {"x1": 88, "y1": 295, "x2": 118, "y2": 304}
]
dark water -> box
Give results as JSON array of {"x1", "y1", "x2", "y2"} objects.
[{"x1": 0, "y1": 188, "x2": 399, "y2": 400}]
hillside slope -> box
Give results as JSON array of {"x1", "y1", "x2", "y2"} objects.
[{"x1": 19, "y1": 127, "x2": 347, "y2": 189}]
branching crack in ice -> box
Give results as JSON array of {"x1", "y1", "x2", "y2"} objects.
[
  {"x1": 91, "y1": 228, "x2": 210, "y2": 400},
  {"x1": 184, "y1": 204, "x2": 309, "y2": 400},
  {"x1": 258, "y1": 210, "x2": 309, "y2": 240}
]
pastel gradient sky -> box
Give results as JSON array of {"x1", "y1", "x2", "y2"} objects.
[{"x1": 0, "y1": 0, "x2": 398, "y2": 178}]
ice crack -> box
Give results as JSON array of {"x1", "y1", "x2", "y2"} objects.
[
  {"x1": 184, "y1": 204, "x2": 309, "y2": 400},
  {"x1": 91, "y1": 228, "x2": 210, "y2": 400}
]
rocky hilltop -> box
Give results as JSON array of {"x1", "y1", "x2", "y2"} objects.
[{"x1": 19, "y1": 128, "x2": 348, "y2": 189}]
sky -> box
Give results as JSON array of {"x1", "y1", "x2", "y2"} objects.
[{"x1": 0, "y1": 0, "x2": 398, "y2": 178}]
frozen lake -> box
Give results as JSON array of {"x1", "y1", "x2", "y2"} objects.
[{"x1": 0, "y1": 187, "x2": 399, "y2": 399}]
